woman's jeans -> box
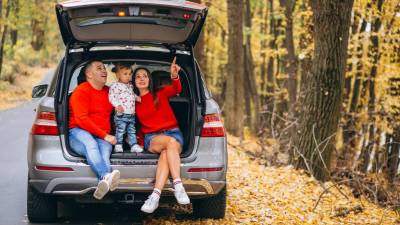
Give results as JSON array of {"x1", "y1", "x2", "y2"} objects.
[
  {"x1": 69, "y1": 128, "x2": 112, "y2": 179},
  {"x1": 114, "y1": 114, "x2": 137, "y2": 147}
]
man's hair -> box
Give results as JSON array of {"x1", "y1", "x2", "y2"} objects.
[
  {"x1": 83, "y1": 59, "x2": 103, "y2": 75},
  {"x1": 77, "y1": 59, "x2": 103, "y2": 84}
]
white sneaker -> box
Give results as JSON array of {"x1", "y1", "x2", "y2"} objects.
[
  {"x1": 114, "y1": 144, "x2": 123, "y2": 153},
  {"x1": 104, "y1": 170, "x2": 120, "y2": 191},
  {"x1": 140, "y1": 194, "x2": 160, "y2": 213},
  {"x1": 174, "y1": 185, "x2": 190, "y2": 205},
  {"x1": 93, "y1": 179, "x2": 109, "y2": 200},
  {"x1": 130, "y1": 144, "x2": 143, "y2": 153}
]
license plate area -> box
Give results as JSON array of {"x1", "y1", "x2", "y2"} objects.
[{"x1": 119, "y1": 193, "x2": 135, "y2": 204}]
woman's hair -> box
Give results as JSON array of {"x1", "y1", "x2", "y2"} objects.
[{"x1": 112, "y1": 62, "x2": 132, "y2": 73}]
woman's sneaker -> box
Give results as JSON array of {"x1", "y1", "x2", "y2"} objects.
[
  {"x1": 104, "y1": 170, "x2": 120, "y2": 191},
  {"x1": 93, "y1": 179, "x2": 109, "y2": 200},
  {"x1": 174, "y1": 187, "x2": 190, "y2": 205},
  {"x1": 140, "y1": 194, "x2": 160, "y2": 213},
  {"x1": 130, "y1": 144, "x2": 143, "y2": 153},
  {"x1": 114, "y1": 144, "x2": 123, "y2": 153}
]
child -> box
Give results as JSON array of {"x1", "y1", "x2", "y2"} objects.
[{"x1": 109, "y1": 63, "x2": 143, "y2": 153}]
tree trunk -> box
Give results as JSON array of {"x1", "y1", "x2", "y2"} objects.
[
  {"x1": 31, "y1": 0, "x2": 46, "y2": 51},
  {"x1": 279, "y1": 0, "x2": 297, "y2": 109},
  {"x1": 243, "y1": 0, "x2": 261, "y2": 133},
  {"x1": 224, "y1": 0, "x2": 244, "y2": 137},
  {"x1": 0, "y1": 0, "x2": 12, "y2": 77},
  {"x1": 340, "y1": 19, "x2": 367, "y2": 168},
  {"x1": 371, "y1": 129, "x2": 382, "y2": 172},
  {"x1": 10, "y1": 0, "x2": 19, "y2": 46},
  {"x1": 298, "y1": 0, "x2": 313, "y2": 102},
  {"x1": 292, "y1": 0, "x2": 354, "y2": 181},
  {"x1": 387, "y1": 128, "x2": 400, "y2": 184},
  {"x1": 265, "y1": 0, "x2": 276, "y2": 134},
  {"x1": 359, "y1": 0, "x2": 384, "y2": 173},
  {"x1": 260, "y1": 5, "x2": 268, "y2": 108}
]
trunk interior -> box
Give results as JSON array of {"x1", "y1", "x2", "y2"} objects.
[{"x1": 60, "y1": 48, "x2": 198, "y2": 160}]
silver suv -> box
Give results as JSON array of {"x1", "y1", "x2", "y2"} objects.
[{"x1": 27, "y1": 0, "x2": 227, "y2": 222}]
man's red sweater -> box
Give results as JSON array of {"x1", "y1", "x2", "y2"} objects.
[
  {"x1": 69, "y1": 82, "x2": 113, "y2": 139},
  {"x1": 135, "y1": 78, "x2": 182, "y2": 134}
]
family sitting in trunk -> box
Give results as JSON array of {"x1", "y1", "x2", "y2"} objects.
[{"x1": 68, "y1": 58, "x2": 189, "y2": 213}]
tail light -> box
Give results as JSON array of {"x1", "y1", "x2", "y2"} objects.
[
  {"x1": 201, "y1": 114, "x2": 225, "y2": 137},
  {"x1": 35, "y1": 166, "x2": 73, "y2": 172},
  {"x1": 31, "y1": 112, "x2": 59, "y2": 135},
  {"x1": 188, "y1": 167, "x2": 224, "y2": 173}
]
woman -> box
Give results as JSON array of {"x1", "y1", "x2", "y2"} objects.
[{"x1": 133, "y1": 57, "x2": 189, "y2": 213}]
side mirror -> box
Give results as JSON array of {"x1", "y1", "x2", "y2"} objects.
[{"x1": 32, "y1": 84, "x2": 48, "y2": 98}]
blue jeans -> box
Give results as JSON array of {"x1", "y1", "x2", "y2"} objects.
[
  {"x1": 69, "y1": 128, "x2": 112, "y2": 179},
  {"x1": 114, "y1": 114, "x2": 137, "y2": 147},
  {"x1": 144, "y1": 128, "x2": 184, "y2": 150}
]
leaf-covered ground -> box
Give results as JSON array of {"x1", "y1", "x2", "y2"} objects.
[
  {"x1": 0, "y1": 66, "x2": 50, "y2": 110},
  {"x1": 145, "y1": 139, "x2": 399, "y2": 224}
]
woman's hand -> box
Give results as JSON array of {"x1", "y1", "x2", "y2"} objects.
[
  {"x1": 170, "y1": 57, "x2": 180, "y2": 79},
  {"x1": 104, "y1": 134, "x2": 117, "y2": 145}
]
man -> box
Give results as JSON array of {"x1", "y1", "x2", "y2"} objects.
[{"x1": 69, "y1": 60, "x2": 120, "y2": 200}]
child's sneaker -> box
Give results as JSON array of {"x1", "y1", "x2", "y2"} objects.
[
  {"x1": 104, "y1": 170, "x2": 120, "y2": 191},
  {"x1": 130, "y1": 144, "x2": 143, "y2": 153},
  {"x1": 93, "y1": 178, "x2": 109, "y2": 200},
  {"x1": 114, "y1": 144, "x2": 123, "y2": 153}
]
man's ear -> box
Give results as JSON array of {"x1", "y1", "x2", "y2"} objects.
[{"x1": 85, "y1": 71, "x2": 92, "y2": 80}]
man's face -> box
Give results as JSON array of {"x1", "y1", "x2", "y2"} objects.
[{"x1": 86, "y1": 61, "x2": 107, "y2": 85}]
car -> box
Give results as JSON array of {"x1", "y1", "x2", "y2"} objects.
[{"x1": 27, "y1": 0, "x2": 227, "y2": 222}]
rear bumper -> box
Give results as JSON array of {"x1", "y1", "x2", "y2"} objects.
[{"x1": 29, "y1": 178, "x2": 226, "y2": 197}]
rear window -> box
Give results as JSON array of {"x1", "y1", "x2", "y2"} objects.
[
  {"x1": 76, "y1": 16, "x2": 188, "y2": 29},
  {"x1": 68, "y1": 61, "x2": 190, "y2": 98}
]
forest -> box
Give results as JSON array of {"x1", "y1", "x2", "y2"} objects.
[
  {"x1": 193, "y1": 0, "x2": 400, "y2": 205},
  {"x1": 0, "y1": 0, "x2": 399, "y2": 222}
]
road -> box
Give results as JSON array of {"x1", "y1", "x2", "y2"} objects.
[{"x1": 0, "y1": 71, "x2": 144, "y2": 225}]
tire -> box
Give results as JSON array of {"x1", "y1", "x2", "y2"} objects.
[
  {"x1": 27, "y1": 183, "x2": 57, "y2": 223},
  {"x1": 192, "y1": 185, "x2": 226, "y2": 219}
]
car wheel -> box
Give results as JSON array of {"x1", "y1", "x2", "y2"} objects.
[
  {"x1": 27, "y1": 183, "x2": 57, "y2": 222},
  {"x1": 192, "y1": 185, "x2": 226, "y2": 219}
]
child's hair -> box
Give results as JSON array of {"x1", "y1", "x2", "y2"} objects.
[{"x1": 112, "y1": 62, "x2": 132, "y2": 73}]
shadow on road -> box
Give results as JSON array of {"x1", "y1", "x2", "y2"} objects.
[{"x1": 27, "y1": 202, "x2": 197, "y2": 225}]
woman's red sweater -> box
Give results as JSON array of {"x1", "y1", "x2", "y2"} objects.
[{"x1": 135, "y1": 78, "x2": 182, "y2": 134}]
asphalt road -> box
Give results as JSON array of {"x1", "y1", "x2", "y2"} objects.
[{"x1": 0, "y1": 71, "x2": 145, "y2": 225}]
